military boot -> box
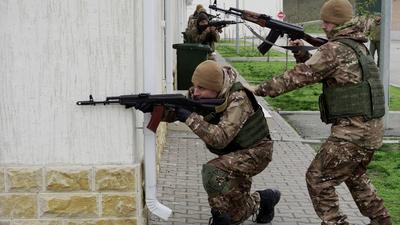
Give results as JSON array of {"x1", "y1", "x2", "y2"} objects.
[
  {"x1": 255, "y1": 189, "x2": 281, "y2": 223},
  {"x1": 208, "y1": 209, "x2": 231, "y2": 225}
]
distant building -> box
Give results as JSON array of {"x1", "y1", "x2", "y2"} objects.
[{"x1": 283, "y1": 0, "x2": 399, "y2": 35}]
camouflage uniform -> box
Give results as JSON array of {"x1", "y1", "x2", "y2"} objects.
[
  {"x1": 185, "y1": 66, "x2": 273, "y2": 224},
  {"x1": 185, "y1": 20, "x2": 220, "y2": 52},
  {"x1": 254, "y1": 20, "x2": 391, "y2": 225},
  {"x1": 366, "y1": 16, "x2": 381, "y2": 66}
]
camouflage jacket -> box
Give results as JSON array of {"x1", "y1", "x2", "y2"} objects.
[
  {"x1": 185, "y1": 66, "x2": 269, "y2": 150},
  {"x1": 254, "y1": 20, "x2": 383, "y2": 149},
  {"x1": 185, "y1": 24, "x2": 220, "y2": 51}
]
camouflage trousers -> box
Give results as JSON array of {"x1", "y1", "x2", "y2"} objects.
[
  {"x1": 306, "y1": 137, "x2": 391, "y2": 225},
  {"x1": 202, "y1": 138, "x2": 273, "y2": 225}
]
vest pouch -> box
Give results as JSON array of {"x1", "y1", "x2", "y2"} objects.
[
  {"x1": 318, "y1": 93, "x2": 330, "y2": 124},
  {"x1": 233, "y1": 106, "x2": 270, "y2": 148},
  {"x1": 323, "y1": 82, "x2": 372, "y2": 122},
  {"x1": 368, "y1": 78, "x2": 385, "y2": 118}
]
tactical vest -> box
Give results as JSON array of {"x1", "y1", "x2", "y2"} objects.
[
  {"x1": 319, "y1": 38, "x2": 385, "y2": 124},
  {"x1": 205, "y1": 82, "x2": 270, "y2": 155}
]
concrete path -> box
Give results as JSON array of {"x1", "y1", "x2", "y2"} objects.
[
  {"x1": 390, "y1": 40, "x2": 400, "y2": 87},
  {"x1": 148, "y1": 54, "x2": 371, "y2": 225},
  {"x1": 280, "y1": 111, "x2": 400, "y2": 140}
]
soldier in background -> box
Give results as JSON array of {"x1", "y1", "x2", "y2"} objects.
[
  {"x1": 135, "y1": 60, "x2": 281, "y2": 225},
  {"x1": 187, "y1": 4, "x2": 207, "y2": 31},
  {"x1": 366, "y1": 13, "x2": 381, "y2": 67},
  {"x1": 250, "y1": 0, "x2": 391, "y2": 224},
  {"x1": 185, "y1": 12, "x2": 220, "y2": 60}
]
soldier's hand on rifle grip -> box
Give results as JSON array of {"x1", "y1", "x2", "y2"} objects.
[
  {"x1": 175, "y1": 107, "x2": 191, "y2": 123},
  {"x1": 289, "y1": 39, "x2": 304, "y2": 53},
  {"x1": 134, "y1": 102, "x2": 153, "y2": 113}
]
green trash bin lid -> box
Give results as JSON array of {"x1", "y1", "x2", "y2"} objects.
[{"x1": 173, "y1": 43, "x2": 212, "y2": 53}]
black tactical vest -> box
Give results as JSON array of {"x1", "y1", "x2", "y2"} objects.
[
  {"x1": 205, "y1": 82, "x2": 270, "y2": 155},
  {"x1": 319, "y1": 38, "x2": 385, "y2": 124}
]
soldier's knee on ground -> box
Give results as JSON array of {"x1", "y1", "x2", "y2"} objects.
[{"x1": 202, "y1": 163, "x2": 231, "y2": 198}]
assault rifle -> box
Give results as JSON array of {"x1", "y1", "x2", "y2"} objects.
[
  {"x1": 76, "y1": 93, "x2": 225, "y2": 132},
  {"x1": 208, "y1": 20, "x2": 242, "y2": 29},
  {"x1": 209, "y1": 5, "x2": 328, "y2": 54}
]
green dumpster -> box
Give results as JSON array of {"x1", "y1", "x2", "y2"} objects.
[{"x1": 173, "y1": 43, "x2": 212, "y2": 90}]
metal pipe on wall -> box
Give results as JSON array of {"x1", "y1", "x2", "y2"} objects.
[{"x1": 143, "y1": 0, "x2": 172, "y2": 220}]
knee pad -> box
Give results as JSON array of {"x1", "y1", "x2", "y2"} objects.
[{"x1": 201, "y1": 164, "x2": 231, "y2": 198}]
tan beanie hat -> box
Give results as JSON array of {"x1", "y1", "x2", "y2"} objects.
[
  {"x1": 191, "y1": 60, "x2": 224, "y2": 92},
  {"x1": 320, "y1": 0, "x2": 353, "y2": 25}
]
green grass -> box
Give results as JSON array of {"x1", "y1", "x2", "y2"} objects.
[
  {"x1": 302, "y1": 22, "x2": 324, "y2": 34},
  {"x1": 231, "y1": 61, "x2": 321, "y2": 110},
  {"x1": 216, "y1": 42, "x2": 287, "y2": 57},
  {"x1": 367, "y1": 144, "x2": 400, "y2": 224},
  {"x1": 231, "y1": 61, "x2": 400, "y2": 111},
  {"x1": 390, "y1": 86, "x2": 400, "y2": 111}
]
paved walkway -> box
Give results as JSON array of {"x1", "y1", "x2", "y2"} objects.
[{"x1": 148, "y1": 55, "x2": 371, "y2": 225}]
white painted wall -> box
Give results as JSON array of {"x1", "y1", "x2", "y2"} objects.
[{"x1": 0, "y1": 0, "x2": 188, "y2": 165}]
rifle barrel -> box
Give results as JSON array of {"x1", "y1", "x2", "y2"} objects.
[{"x1": 209, "y1": 5, "x2": 242, "y2": 17}]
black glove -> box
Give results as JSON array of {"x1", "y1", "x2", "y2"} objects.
[
  {"x1": 134, "y1": 102, "x2": 153, "y2": 113},
  {"x1": 175, "y1": 107, "x2": 191, "y2": 122}
]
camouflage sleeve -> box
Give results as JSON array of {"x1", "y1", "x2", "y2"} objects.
[
  {"x1": 254, "y1": 42, "x2": 339, "y2": 97},
  {"x1": 186, "y1": 26, "x2": 201, "y2": 43},
  {"x1": 197, "y1": 29, "x2": 210, "y2": 43},
  {"x1": 185, "y1": 90, "x2": 253, "y2": 150},
  {"x1": 210, "y1": 30, "x2": 220, "y2": 42}
]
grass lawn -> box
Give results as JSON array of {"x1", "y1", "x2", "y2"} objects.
[
  {"x1": 390, "y1": 86, "x2": 400, "y2": 111},
  {"x1": 231, "y1": 61, "x2": 400, "y2": 111},
  {"x1": 367, "y1": 144, "x2": 400, "y2": 224},
  {"x1": 216, "y1": 42, "x2": 287, "y2": 58},
  {"x1": 231, "y1": 61, "x2": 321, "y2": 110},
  {"x1": 302, "y1": 22, "x2": 324, "y2": 34}
]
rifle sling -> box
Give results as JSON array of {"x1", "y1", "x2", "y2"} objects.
[{"x1": 243, "y1": 23, "x2": 318, "y2": 52}]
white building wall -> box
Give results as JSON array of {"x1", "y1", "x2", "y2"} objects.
[{"x1": 0, "y1": 0, "x2": 187, "y2": 165}]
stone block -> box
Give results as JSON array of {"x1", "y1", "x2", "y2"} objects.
[
  {"x1": 0, "y1": 221, "x2": 10, "y2": 225},
  {"x1": 6, "y1": 168, "x2": 41, "y2": 192},
  {"x1": 95, "y1": 167, "x2": 136, "y2": 191},
  {"x1": 46, "y1": 168, "x2": 91, "y2": 192},
  {"x1": 0, "y1": 169, "x2": 4, "y2": 193},
  {"x1": 102, "y1": 194, "x2": 136, "y2": 217},
  {"x1": 39, "y1": 194, "x2": 97, "y2": 217},
  {"x1": 66, "y1": 219, "x2": 136, "y2": 225},
  {"x1": 0, "y1": 194, "x2": 37, "y2": 218},
  {"x1": 13, "y1": 220, "x2": 62, "y2": 225}
]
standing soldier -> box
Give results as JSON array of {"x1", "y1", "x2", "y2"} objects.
[
  {"x1": 366, "y1": 13, "x2": 381, "y2": 67},
  {"x1": 135, "y1": 60, "x2": 281, "y2": 225},
  {"x1": 251, "y1": 0, "x2": 392, "y2": 224}
]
